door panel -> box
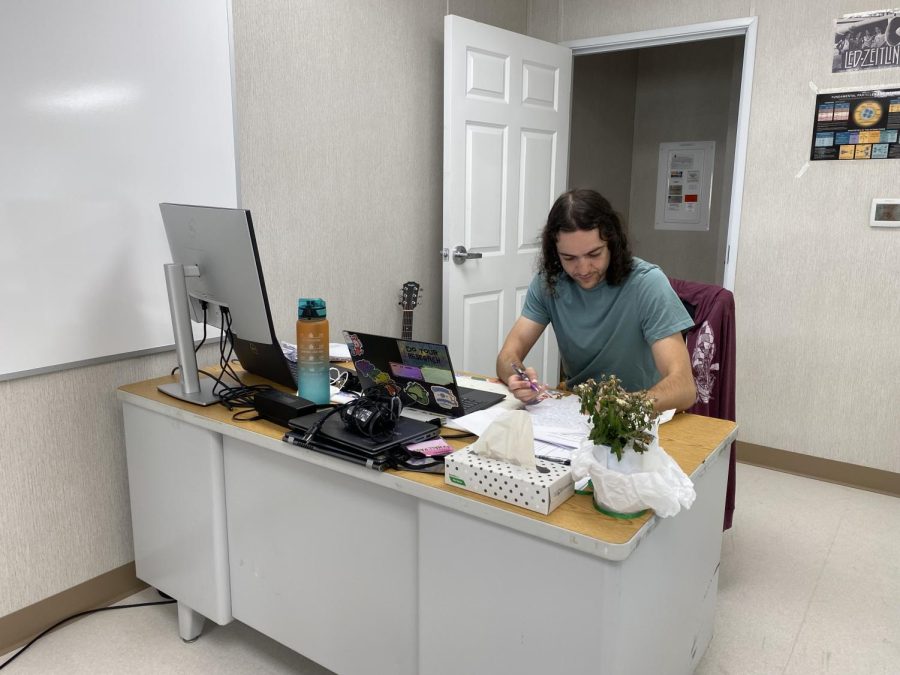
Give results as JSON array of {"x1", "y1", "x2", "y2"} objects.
[
  {"x1": 443, "y1": 15, "x2": 571, "y2": 383},
  {"x1": 522, "y1": 61, "x2": 559, "y2": 108},
  {"x1": 466, "y1": 123, "x2": 506, "y2": 251},
  {"x1": 519, "y1": 129, "x2": 556, "y2": 248}
]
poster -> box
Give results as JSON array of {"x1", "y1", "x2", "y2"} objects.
[
  {"x1": 833, "y1": 9, "x2": 900, "y2": 73},
  {"x1": 654, "y1": 141, "x2": 715, "y2": 231},
  {"x1": 810, "y1": 88, "x2": 900, "y2": 160}
]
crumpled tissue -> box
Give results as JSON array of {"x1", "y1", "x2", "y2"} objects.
[
  {"x1": 570, "y1": 430, "x2": 695, "y2": 517},
  {"x1": 468, "y1": 409, "x2": 537, "y2": 470}
]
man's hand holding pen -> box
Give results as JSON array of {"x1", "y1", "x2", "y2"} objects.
[{"x1": 508, "y1": 362, "x2": 546, "y2": 404}]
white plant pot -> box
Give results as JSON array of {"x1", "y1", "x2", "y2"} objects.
[
  {"x1": 586, "y1": 420, "x2": 661, "y2": 517},
  {"x1": 592, "y1": 442, "x2": 649, "y2": 474}
]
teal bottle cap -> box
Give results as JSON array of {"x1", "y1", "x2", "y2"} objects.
[{"x1": 298, "y1": 297, "x2": 326, "y2": 319}]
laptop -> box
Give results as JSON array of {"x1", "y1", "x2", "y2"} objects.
[
  {"x1": 342, "y1": 331, "x2": 506, "y2": 418},
  {"x1": 285, "y1": 408, "x2": 440, "y2": 470}
]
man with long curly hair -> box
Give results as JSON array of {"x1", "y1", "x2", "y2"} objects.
[{"x1": 497, "y1": 188, "x2": 696, "y2": 412}]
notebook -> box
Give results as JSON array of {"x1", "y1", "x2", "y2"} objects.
[
  {"x1": 342, "y1": 331, "x2": 506, "y2": 418},
  {"x1": 285, "y1": 408, "x2": 440, "y2": 470}
]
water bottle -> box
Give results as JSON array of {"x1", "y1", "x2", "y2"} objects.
[{"x1": 296, "y1": 298, "x2": 330, "y2": 404}]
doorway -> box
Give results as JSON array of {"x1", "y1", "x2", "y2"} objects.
[
  {"x1": 569, "y1": 38, "x2": 743, "y2": 285},
  {"x1": 563, "y1": 18, "x2": 758, "y2": 291}
]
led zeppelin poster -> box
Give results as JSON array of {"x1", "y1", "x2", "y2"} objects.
[
  {"x1": 810, "y1": 88, "x2": 900, "y2": 160},
  {"x1": 833, "y1": 9, "x2": 900, "y2": 73}
]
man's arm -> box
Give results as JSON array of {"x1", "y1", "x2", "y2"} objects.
[
  {"x1": 646, "y1": 332, "x2": 696, "y2": 412},
  {"x1": 497, "y1": 316, "x2": 547, "y2": 403}
]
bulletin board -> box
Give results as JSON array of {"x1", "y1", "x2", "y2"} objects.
[
  {"x1": 0, "y1": 1, "x2": 238, "y2": 380},
  {"x1": 654, "y1": 141, "x2": 716, "y2": 231}
]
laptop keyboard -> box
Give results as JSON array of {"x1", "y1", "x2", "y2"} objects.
[
  {"x1": 461, "y1": 394, "x2": 497, "y2": 414},
  {"x1": 461, "y1": 396, "x2": 482, "y2": 413}
]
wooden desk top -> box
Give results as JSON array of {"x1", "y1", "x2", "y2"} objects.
[{"x1": 118, "y1": 370, "x2": 737, "y2": 550}]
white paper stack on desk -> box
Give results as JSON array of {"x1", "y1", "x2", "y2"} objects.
[{"x1": 447, "y1": 394, "x2": 587, "y2": 464}]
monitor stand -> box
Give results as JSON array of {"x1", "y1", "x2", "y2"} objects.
[{"x1": 158, "y1": 262, "x2": 221, "y2": 406}]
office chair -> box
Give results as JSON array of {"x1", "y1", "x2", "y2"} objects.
[{"x1": 669, "y1": 277, "x2": 737, "y2": 531}]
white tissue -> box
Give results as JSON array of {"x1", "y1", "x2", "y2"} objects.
[
  {"x1": 570, "y1": 436, "x2": 696, "y2": 518},
  {"x1": 468, "y1": 410, "x2": 537, "y2": 470}
]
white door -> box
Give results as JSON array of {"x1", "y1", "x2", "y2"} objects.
[{"x1": 442, "y1": 15, "x2": 572, "y2": 384}]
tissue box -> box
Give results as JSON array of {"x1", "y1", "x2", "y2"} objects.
[{"x1": 444, "y1": 448, "x2": 574, "y2": 515}]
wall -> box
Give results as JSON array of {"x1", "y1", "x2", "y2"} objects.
[
  {"x1": 231, "y1": 0, "x2": 531, "y2": 348},
  {"x1": 1, "y1": 0, "x2": 531, "y2": 620},
  {"x1": 568, "y1": 51, "x2": 639, "y2": 223},
  {"x1": 560, "y1": 0, "x2": 900, "y2": 472},
  {"x1": 627, "y1": 38, "x2": 741, "y2": 285}
]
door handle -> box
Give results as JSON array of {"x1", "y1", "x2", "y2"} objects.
[{"x1": 451, "y1": 245, "x2": 482, "y2": 265}]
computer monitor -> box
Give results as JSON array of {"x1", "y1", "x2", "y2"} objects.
[{"x1": 158, "y1": 203, "x2": 296, "y2": 404}]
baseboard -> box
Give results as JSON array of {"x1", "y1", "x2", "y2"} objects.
[
  {"x1": 736, "y1": 441, "x2": 899, "y2": 498},
  {"x1": 0, "y1": 562, "x2": 147, "y2": 657}
]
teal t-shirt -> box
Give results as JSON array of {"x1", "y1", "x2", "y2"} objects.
[{"x1": 521, "y1": 258, "x2": 693, "y2": 391}]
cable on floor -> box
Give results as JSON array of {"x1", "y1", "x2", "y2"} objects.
[{"x1": 0, "y1": 595, "x2": 176, "y2": 670}]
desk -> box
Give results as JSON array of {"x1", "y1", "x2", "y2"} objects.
[{"x1": 118, "y1": 372, "x2": 737, "y2": 675}]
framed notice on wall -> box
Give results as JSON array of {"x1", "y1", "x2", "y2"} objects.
[
  {"x1": 654, "y1": 141, "x2": 715, "y2": 231},
  {"x1": 810, "y1": 88, "x2": 900, "y2": 160}
]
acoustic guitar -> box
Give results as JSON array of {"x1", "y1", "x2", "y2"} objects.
[{"x1": 398, "y1": 281, "x2": 420, "y2": 340}]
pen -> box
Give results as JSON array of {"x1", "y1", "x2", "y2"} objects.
[
  {"x1": 510, "y1": 362, "x2": 540, "y2": 393},
  {"x1": 536, "y1": 455, "x2": 571, "y2": 466}
]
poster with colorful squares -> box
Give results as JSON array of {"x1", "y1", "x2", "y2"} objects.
[{"x1": 810, "y1": 88, "x2": 900, "y2": 160}]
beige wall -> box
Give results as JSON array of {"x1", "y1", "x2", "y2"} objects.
[
  {"x1": 231, "y1": 0, "x2": 532, "y2": 347},
  {"x1": 561, "y1": 0, "x2": 900, "y2": 472}
]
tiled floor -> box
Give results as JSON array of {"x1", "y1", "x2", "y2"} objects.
[{"x1": 3, "y1": 464, "x2": 898, "y2": 674}]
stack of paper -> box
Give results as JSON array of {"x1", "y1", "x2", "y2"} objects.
[{"x1": 447, "y1": 395, "x2": 587, "y2": 464}]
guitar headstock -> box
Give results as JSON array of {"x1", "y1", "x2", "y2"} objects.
[{"x1": 399, "y1": 281, "x2": 420, "y2": 311}]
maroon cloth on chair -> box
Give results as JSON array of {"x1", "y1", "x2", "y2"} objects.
[{"x1": 668, "y1": 278, "x2": 736, "y2": 530}]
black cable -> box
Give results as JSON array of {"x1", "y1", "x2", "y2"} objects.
[
  {"x1": 0, "y1": 598, "x2": 176, "y2": 670},
  {"x1": 194, "y1": 301, "x2": 209, "y2": 353},
  {"x1": 338, "y1": 386, "x2": 401, "y2": 441},
  {"x1": 300, "y1": 403, "x2": 347, "y2": 444}
]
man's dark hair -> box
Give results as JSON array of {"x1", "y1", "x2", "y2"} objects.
[{"x1": 538, "y1": 188, "x2": 633, "y2": 293}]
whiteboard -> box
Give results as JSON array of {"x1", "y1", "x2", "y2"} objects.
[{"x1": 0, "y1": 0, "x2": 238, "y2": 379}]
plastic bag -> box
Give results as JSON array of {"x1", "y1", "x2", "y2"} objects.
[{"x1": 570, "y1": 433, "x2": 696, "y2": 518}]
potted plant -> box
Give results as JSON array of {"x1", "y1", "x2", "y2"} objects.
[
  {"x1": 570, "y1": 375, "x2": 660, "y2": 517},
  {"x1": 571, "y1": 375, "x2": 696, "y2": 519},
  {"x1": 574, "y1": 374, "x2": 659, "y2": 470}
]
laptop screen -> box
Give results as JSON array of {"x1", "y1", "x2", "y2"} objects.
[{"x1": 343, "y1": 331, "x2": 468, "y2": 416}]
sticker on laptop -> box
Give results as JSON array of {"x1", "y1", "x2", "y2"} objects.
[
  {"x1": 431, "y1": 386, "x2": 459, "y2": 410},
  {"x1": 345, "y1": 332, "x2": 364, "y2": 357},
  {"x1": 399, "y1": 342, "x2": 452, "y2": 370},
  {"x1": 355, "y1": 359, "x2": 376, "y2": 378},
  {"x1": 419, "y1": 366, "x2": 453, "y2": 385},
  {"x1": 373, "y1": 370, "x2": 394, "y2": 386},
  {"x1": 390, "y1": 362, "x2": 424, "y2": 380},
  {"x1": 403, "y1": 381, "x2": 430, "y2": 405}
]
